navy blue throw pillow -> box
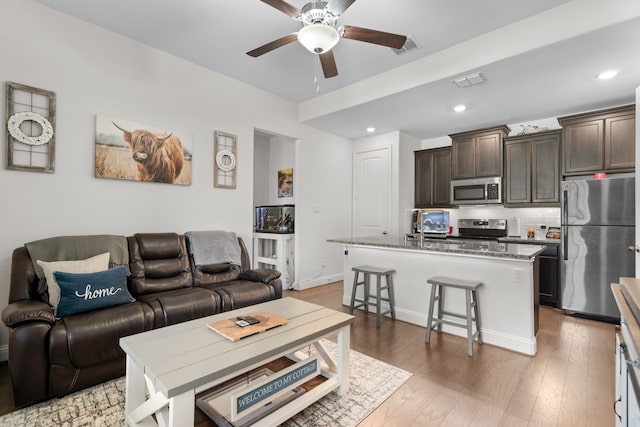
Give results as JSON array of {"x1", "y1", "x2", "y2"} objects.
[{"x1": 53, "y1": 266, "x2": 135, "y2": 318}]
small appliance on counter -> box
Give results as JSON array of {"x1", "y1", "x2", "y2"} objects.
[
  {"x1": 254, "y1": 205, "x2": 294, "y2": 234},
  {"x1": 507, "y1": 217, "x2": 521, "y2": 237}
]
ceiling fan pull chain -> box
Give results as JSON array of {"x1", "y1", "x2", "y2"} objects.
[{"x1": 315, "y1": 55, "x2": 320, "y2": 94}]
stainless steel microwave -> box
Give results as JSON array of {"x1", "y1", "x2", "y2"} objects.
[{"x1": 450, "y1": 177, "x2": 502, "y2": 205}]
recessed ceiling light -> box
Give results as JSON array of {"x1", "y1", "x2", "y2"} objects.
[
  {"x1": 366, "y1": 127, "x2": 376, "y2": 133},
  {"x1": 597, "y1": 69, "x2": 619, "y2": 80},
  {"x1": 453, "y1": 105, "x2": 466, "y2": 113}
]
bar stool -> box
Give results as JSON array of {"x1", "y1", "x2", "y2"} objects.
[
  {"x1": 349, "y1": 266, "x2": 396, "y2": 328},
  {"x1": 425, "y1": 275, "x2": 483, "y2": 356}
]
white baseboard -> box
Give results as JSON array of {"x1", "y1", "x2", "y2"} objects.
[
  {"x1": 293, "y1": 273, "x2": 343, "y2": 291},
  {"x1": 341, "y1": 295, "x2": 537, "y2": 356},
  {"x1": 0, "y1": 344, "x2": 7, "y2": 362}
]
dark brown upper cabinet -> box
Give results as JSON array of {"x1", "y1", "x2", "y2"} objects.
[
  {"x1": 414, "y1": 147, "x2": 452, "y2": 208},
  {"x1": 558, "y1": 105, "x2": 635, "y2": 176},
  {"x1": 450, "y1": 125, "x2": 511, "y2": 179},
  {"x1": 504, "y1": 130, "x2": 562, "y2": 206}
]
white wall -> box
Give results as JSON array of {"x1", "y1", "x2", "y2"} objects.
[
  {"x1": 0, "y1": 0, "x2": 351, "y2": 360},
  {"x1": 294, "y1": 127, "x2": 352, "y2": 290},
  {"x1": 267, "y1": 136, "x2": 295, "y2": 205},
  {"x1": 253, "y1": 133, "x2": 270, "y2": 207},
  {"x1": 398, "y1": 132, "x2": 422, "y2": 233}
]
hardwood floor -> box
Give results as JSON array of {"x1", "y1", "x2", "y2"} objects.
[
  {"x1": 284, "y1": 282, "x2": 616, "y2": 427},
  {"x1": 0, "y1": 281, "x2": 616, "y2": 426}
]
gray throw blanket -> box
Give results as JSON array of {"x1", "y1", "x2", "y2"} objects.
[
  {"x1": 185, "y1": 230, "x2": 242, "y2": 267},
  {"x1": 25, "y1": 235, "x2": 129, "y2": 294}
]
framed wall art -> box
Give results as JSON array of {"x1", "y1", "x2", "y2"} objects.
[
  {"x1": 214, "y1": 130, "x2": 237, "y2": 189},
  {"x1": 94, "y1": 115, "x2": 192, "y2": 185},
  {"x1": 5, "y1": 81, "x2": 56, "y2": 173},
  {"x1": 278, "y1": 168, "x2": 293, "y2": 198}
]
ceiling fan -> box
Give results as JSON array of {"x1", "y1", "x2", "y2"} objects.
[{"x1": 247, "y1": 0, "x2": 407, "y2": 78}]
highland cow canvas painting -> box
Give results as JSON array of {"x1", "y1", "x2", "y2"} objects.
[{"x1": 95, "y1": 115, "x2": 192, "y2": 185}]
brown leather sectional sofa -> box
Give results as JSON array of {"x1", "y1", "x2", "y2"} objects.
[{"x1": 1, "y1": 232, "x2": 282, "y2": 408}]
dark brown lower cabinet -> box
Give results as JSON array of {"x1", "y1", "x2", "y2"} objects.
[{"x1": 538, "y1": 245, "x2": 560, "y2": 308}]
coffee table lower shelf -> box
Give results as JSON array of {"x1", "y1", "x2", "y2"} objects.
[
  {"x1": 197, "y1": 368, "x2": 305, "y2": 427},
  {"x1": 121, "y1": 299, "x2": 353, "y2": 427},
  {"x1": 195, "y1": 353, "x2": 330, "y2": 427}
]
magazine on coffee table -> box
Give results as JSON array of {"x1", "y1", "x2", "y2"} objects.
[{"x1": 207, "y1": 311, "x2": 288, "y2": 341}]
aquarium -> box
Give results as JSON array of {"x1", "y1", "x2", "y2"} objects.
[{"x1": 422, "y1": 211, "x2": 450, "y2": 234}]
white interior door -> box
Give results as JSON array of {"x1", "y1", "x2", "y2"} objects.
[{"x1": 353, "y1": 146, "x2": 391, "y2": 237}]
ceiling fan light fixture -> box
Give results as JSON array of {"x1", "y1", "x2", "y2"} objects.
[{"x1": 298, "y1": 23, "x2": 340, "y2": 54}]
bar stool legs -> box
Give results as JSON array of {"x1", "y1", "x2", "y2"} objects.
[
  {"x1": 349, "y1": 266, "x2": 396, "y2": 328},
  {"x1": 425, "y1": 276, "x2": 483, "y2": 356}
]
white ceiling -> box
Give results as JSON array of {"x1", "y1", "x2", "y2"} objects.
[{"x1": 33, "y1": 0, "x2": 640, "y2": 140}]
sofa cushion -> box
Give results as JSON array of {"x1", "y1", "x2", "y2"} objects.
[
  {"x1": 128, "y1": 233, "x2": 193, "y2": 296},
  {"x1": 206, "y1": 281, "x2": 276, "y2": 311},
  {"x1": 138, "y1": 233, "x2": 181, "y2": 259},
  {"x1": 198, "y1": 263, "x2": 232, "y2": 274},
  {"x1": 136, "y1": 287, "x2": 220, "y2": 327},
  {"x1": 192, "y1": 264, "x2": 242, "y2": 287},
  {"x1": 36, "y1": 253, "x2": 110, "y2": 310},
  {"x1": 54, "y1": 266, "x2": 135, "y2": 318},
  {"x1": 49, "y1": 301, "x2": 154, "y2": 370}
]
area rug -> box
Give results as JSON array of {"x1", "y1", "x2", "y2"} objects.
[{"x1": 0, "y1": 340, "x2": 411, "y2": 427}]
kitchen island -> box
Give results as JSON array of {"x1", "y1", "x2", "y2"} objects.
[{"x1": 328, "y1": 236, "x2": 546, "y2": 355}]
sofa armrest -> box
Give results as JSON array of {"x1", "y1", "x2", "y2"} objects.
[
  {"x1": 240, "y1": 269, "x2": 282, "y2": 284},
  {"x1": 2, "y1": 300, "x2": 55, "y2": 328}
]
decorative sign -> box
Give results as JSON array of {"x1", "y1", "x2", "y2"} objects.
[
  {"x1": 214, "y1": 130, "x2": 237, "y2": 189},
  {"x1": 5, "y1": 82, "x2": 56, "y2": 172},
  {"x1": 231, "y1": 356, "x2": 320, "y2": 420}
]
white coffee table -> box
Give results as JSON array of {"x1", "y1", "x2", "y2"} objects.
[{"x1": 119, "y1": 297, "x2": 354, "y2": 426}]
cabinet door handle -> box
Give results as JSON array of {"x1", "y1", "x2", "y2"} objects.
[{"x1": 628, "y1": 245, "x2": 640, "y2": 253}]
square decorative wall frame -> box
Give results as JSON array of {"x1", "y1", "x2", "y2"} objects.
[
  {"x1": 5, "y1": 81, "x2": 56, "y2": 172},
  {"x1": 214, "y1": 131, "x2": 237, "y2": 189}
]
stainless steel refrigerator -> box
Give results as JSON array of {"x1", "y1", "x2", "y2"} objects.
[{"x1": 561, "y1": 176, "x2": 635, "y2": 320}]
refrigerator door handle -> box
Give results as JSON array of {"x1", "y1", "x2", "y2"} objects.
[
  {"x1": 563, "y1": 188, "x2": 568, "y2": 261},
  {"x1": 563, "y1": 189, "x2": 568, "y2": 225}
]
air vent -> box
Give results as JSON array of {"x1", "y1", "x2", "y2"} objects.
[
  {"x1": 392, "y1": 35, "x2": 419, "y2": 55},
  {"x1": 453, "y1": 72, "x2": 485, "y2": 88}
]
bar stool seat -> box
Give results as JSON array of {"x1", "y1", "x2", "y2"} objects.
[
  {"x1": 349, "y1": 266, "x2": 396, "y2": 328},
  {"x1": 425, "y1": 275, "x2": 483, "y2": 356}
]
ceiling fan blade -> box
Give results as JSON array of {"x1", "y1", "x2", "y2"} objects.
[
  {"x1": 260, "y1": 0, "x2": 300, "y2": 18},
  {"x1": 330, "y1": 0, "x2": 357, "y2": 14},
  {"x1": 320, "y1": 50, "x2": 338, "y2": 78},
  {"x1": 341, "y1": 26, "x2": 407, "y2": 49},
  {"x1": 246, "y1": 33, "x2": 298, "y2": 57}
]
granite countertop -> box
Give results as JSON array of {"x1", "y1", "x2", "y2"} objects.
[
  {"x1": 328, "y1": 235, "x2": 546, "y2": 260},
  {"x1": 499, "y1": 236, "x2": 561, "y2": 245}
]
